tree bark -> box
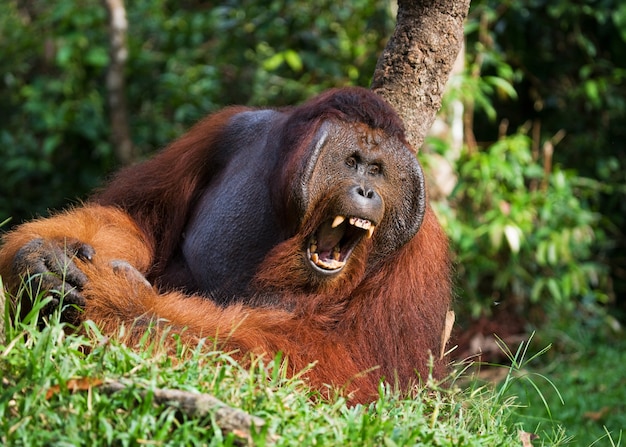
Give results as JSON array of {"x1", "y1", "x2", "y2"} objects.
[
  {"x1": 371, "y1": 0, "x2": 471, "y2": 152},
  {"x1": 103, "y1": 0, "x2": 135, "y2": 165}
]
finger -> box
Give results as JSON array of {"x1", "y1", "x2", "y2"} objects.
[
  {"x1": 13, "y1": 238, "x2": 50, "y2": 277},
  {"x1": 13, "y1": 238, "x2": 88, "y2": 302},
  {"x1": 43, "y1": 251, "x2": 89, "y2": 290},
  {"x1": 111, "y1": 260, "x2": 152, "y2": 288},
  {"x1": 31, "y1": 240, "x2": 90, "y2": 290},
  {"x1": 67, "y1": 240, "x2": 96, "y2": 262}
]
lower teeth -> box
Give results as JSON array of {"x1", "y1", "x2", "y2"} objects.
[
  {"x1": 314, "y1": 258, "x2": 345, "y2": 270},
  {"x1": 309, "y1": 246, "x2": 345, "y2": 270}
]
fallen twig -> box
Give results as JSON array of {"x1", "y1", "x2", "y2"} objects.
[{"x1": 100, "y1": 379, "x2": 267, "y2": 444}]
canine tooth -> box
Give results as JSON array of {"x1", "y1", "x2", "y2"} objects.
[
  {"x1": 367, "y1": 226, "x2": 375, "y2": 238},
  {"x1": 332, "y1": 215, "x2": 345, "y2": 228},
  {"x1": 333, "y1": 247, "x2": 341, "y2": 261},
  {"x1": 310, "y1": 244, "x2": 317, "y2": 253},
  {"x1": 311, "y1": 253, "x2": 320, "y2": 263}
]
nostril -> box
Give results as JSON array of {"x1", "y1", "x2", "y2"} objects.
[{"x1": 355, "y1": 186, "x2": 375, "y2": 199}]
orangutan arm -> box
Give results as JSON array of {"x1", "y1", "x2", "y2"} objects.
[
  {"x1": 74, "y1": 258, "x2": 376, "y2": 402},
  {"x1": 0, "y1": 204, "x2": 153, "y2": 322}
]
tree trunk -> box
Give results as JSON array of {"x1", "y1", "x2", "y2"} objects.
[
  {"x1": 371, "y1": 0, "x2": 471, "y2": 152},
  {"x1": 103, "y1": 0, "x2": 135, "y2": 165}
]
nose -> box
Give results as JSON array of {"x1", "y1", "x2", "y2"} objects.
[{"x1": 350, "y1": 184, "x2": 382, "y2": 210}]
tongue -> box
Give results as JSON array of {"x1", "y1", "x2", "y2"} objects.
[{"x1": 316, "y1": 220, "x2": 344, "y2": 253}]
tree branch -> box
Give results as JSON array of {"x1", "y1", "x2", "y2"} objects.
[{"x1": 101, "y1": 380, "x2": 267, "y2": 444}]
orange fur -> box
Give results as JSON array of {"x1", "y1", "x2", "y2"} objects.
[{"x1": 0, "y1": 205, "x2": 153, "y2": 290}]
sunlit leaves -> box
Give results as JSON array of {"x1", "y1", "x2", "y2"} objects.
[{"x1": 262, "y1": 49, "x2": 303, "y2": 72}]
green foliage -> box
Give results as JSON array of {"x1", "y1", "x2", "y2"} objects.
[
  {"x1": 434, "y1": 131, "x2": 609, "y2": 321},
  {"x1": 467, "y1": 0, "x2": 626, "y2": 143},
  {"x1": 465, "y1": 0, "x2": 626, "y2": 305},
  {"x1": 430, "y1": 0, "x2": 624, "y2": 325},
  {"x1": 124, "y1": 0, "x2": 392, "y2": 152},
  {"x1": 0, "y1": 0, "x2": 393, "y2": 224},
  {"x1": 0, "y1": 1, "x2": 112, "y2": 222}
]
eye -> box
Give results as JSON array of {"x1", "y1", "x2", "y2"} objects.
[
  {"x1": 367, "y1": 164, "x2": 381, "y2": 176},
  {"x1": 345, "y1": 156, "x2": 357, "y2": 168}
]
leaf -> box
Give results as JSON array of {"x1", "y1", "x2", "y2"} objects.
[
  {"x1": 262, "y1": 53, "x2": 284, "y2": 71},
  {"x1": 489, "y1": 223, "x2": 504, "y2": 250},
  {"x1": 56, "y1": 44, "x2": 73, "y2": 67},
  {"x1": 612, "y1": 3, "x2": 626, "y2": 42},
  {"x1": 440, "y1": 310, "x2": 456, "y2": 359},
  {"x1": 583, "y1": 406, "x2": 611, "y2": 422},
  {"x1": 43, "y1": 134, "x2": 62, "y2": 157},
  {"x1": 546, "y1": 278, "x2": 563, "y2": 303},
  {"x1": 504, "y1": 224, "x2": 523, "y2": 253},
  {"x1": 485, "y1": 75, "x2": 518, "y2": 100},
  {"x1": 547, "y1": 242, "x2": 558, "y2": 266},
  {"x1": 85, "y1": 47, "x2": 109, "y2": 68},
  {"x1": 283, "y1": 49, "x2": 303, "y2": 72},
  {"x1": 518, "y1": 430, "x2": 539, "y2": 447},
  {"x1": 535, "y1": 241, "x2": 546, "y2": 266},
  {"x1": 45, "y1": 377, "x2": 103, "y2": 400},
  {"x1": 530, "y1": 279, "x2": 545, "y2": 302}
]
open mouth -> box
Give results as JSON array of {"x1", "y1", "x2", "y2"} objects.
[{"x1": 306, "y1": 215, "x2": 375, "y2": 274}]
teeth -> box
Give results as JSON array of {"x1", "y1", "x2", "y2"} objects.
[
  {"x1": 309, "y1": 245, "x2": 345, "y2": 270},
  {"x1": 309, "y1": 215, "x2": 377, "y2": 271},
  {"x1": 315, "y1": 258, "x2": 346, "y2": 270},
  {"x1": 332, "y1": 215, "x2": 345, "y2": 228},
  {"x1": 349, "y1": 217, "x2": 372, "y2": 230}
]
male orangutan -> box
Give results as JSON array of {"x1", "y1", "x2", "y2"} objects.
[{"x1": 0, "y1": 87, "x2": 452, "y2": 403}]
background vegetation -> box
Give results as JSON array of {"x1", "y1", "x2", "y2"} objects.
[{"x1": 1, "y1": 0, "x2": 625, "y2": 444}]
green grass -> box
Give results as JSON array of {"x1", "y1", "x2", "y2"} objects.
[
  {"x1": 505, "y1": 326, "x2": 626, "y2": 447},
  {"x1": 0, "y1": 290, "x2": 600, "y2": 446}
]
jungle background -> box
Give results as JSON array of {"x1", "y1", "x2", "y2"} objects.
[{"x1": 1, "y1": 0, "x2": 625, "y2": 444}]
